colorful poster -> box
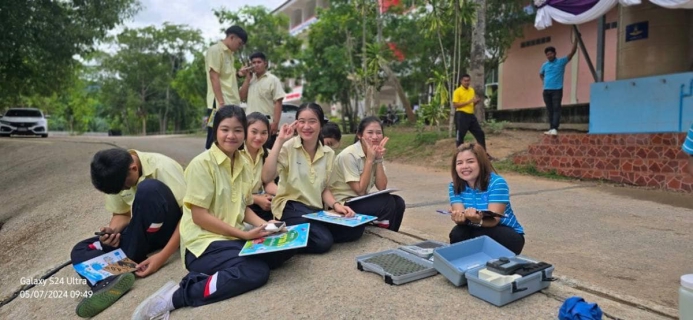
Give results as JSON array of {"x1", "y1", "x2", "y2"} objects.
[
  {"x1": 302, "y1": 210, "x2": 377, "y2": 227},
  {"x1": 239, "y1": 223, "x2": 310, "y2": 256},
  {"x1": 73, "y1": 249, "x2": 137, "y2": 285}
]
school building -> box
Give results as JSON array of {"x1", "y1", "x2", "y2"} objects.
[{"x1": 509, "y1": 2, "x2": 693, "y2": 192}]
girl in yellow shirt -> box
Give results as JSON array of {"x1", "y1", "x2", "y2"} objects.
[
  {"x1": 132, "y1": 105, "x2": 294, "y2": 320},
  {"x1": 263, "y1": 103, "x2": 364, "y2": 254},
  {"x1": 329, "y1": 116, "x2": 405, "y2": 231},
  {"x1": 241, "y1": 112, "x2": 278, "y2": 221}
]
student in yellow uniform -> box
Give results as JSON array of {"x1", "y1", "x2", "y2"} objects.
[
  {"x1": 70, "y1": 148, "x2": 185, "y2": 318},
  {"x1": 240, "y1": 112, "x2": 278, "y2": 221},
  {"x1": 239, "y1": 52, "x2": 286, "y2": 149},
  {"x1": 204, "y1": 26, "x2": 249, "y2": 149},
  {"x1": 132, "y1": 105, "x2": 294, "y2": 320},
  {"x1": 262, "y1": 103, "x2": 364, "y2": 254},
  {"x1": 330, "y1": 116, "x2": 405, "y2": 231},
  {"x1": 322, "y1": 121, "x2": 342, "y2": 149}
]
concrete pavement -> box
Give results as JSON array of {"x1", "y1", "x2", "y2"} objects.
[{"x1": 0, "y1": 135, "x2": 689, "y2": 319}]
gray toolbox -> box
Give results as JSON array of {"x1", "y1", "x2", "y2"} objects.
[
  {"x1": 356, "y1": 249, "x2": 438, "y2": 285},
  {"x1": 432, "y1": 236, "x2": 515, "y2": 287},
  {"x1": 465, "y1": 255, "x2": 555, "y2": 306},
  {"x1": 398, "y1": 240, "x2": 448, "y2": 260}
]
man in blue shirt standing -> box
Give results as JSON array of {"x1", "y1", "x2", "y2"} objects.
[{"x1": 540, "y1": 39, "x2": 577, "y2": 135}]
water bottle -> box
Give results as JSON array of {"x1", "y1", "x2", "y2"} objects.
[{"x1": 681, "y1": 274, "x2": 693, "y2": 320}]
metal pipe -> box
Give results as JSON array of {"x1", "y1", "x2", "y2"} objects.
[
  {"x1": 573, "y1": 25, "x2": 598, "y2": 82},
  {"x1": 596, "y1": 15, "x2": 606, "y2": 82}
]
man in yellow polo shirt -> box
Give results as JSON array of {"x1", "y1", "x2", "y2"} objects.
[
  {"x1": 452, "y1": 74, "x2": 486, "y2": 151},
  {"x1": 240, "y1": 51, "x2": 286, "y2": 149},
  {"x1": 204, "y1": 25, "x2": 248, "y2": 149},
  {"x1": 70, "y1": 148, "x2": 185, "y2": 318}
]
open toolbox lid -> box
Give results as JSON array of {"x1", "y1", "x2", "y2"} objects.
[{"x1": 432, "y1": 236, "x2": 516, "y2": 286}]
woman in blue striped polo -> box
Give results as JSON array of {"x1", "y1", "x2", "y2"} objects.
[{"x1": 447, "y1": 143, "x2": 525, "y2": 254}]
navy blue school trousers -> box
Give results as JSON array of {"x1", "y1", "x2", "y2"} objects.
[
  {"x1": 70, "y1": 179, "x2": 182, "y2": 288},
  {"x1": 172, "y1": 240, "x2": 295, "y2": 308},
  {"x1": 346, "y1": 193, "x2": 405, "y2": 232}
]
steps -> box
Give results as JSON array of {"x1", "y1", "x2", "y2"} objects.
[{"x1": 513, "y1": 133, "x2": 692, "y2": 192}]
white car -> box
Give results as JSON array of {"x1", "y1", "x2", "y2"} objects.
[
  {"x1": 279, "y1": 104, "x2": 299, "y2": 127},
  {"x1": 0, "y1": 108, "x2": 49, "y2": 138}
]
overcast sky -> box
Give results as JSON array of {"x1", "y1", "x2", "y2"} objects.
[{"x1": 123, "y1": 0, "x2": 287, "y2": 42}]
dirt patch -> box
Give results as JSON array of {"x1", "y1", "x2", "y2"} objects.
[{"x1": 390, "y1": 129, "x2": 542, "y2": 169}]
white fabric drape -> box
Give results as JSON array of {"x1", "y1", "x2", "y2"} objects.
[
  {"x1": 649, "y1": 0, "x2": 693, "y2": 9},
  {"x1": 534, "y1": 0, "x2": 692, "y2": 30}
]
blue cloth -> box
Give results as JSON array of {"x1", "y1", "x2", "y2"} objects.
[
  {"x1": 540, "y1": 57, "x2": 569, "y2": 90},
  {"x1": 683, "y1": 122, "x2": 693, "y2": 155},
  {"x1": 448, "y1": 172, "x2": 524, "y2": 235},
  {"x1": 559, "y1": 296, "x2": 603, "y2": 320}
]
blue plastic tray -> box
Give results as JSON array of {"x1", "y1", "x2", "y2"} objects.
[{"x1": 432, "y1": 236, "x2": 515, "y2": 287}]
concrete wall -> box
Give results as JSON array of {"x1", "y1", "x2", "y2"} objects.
[
  {"x1": 590, "y1": 72, "x2": 693, "y2": 134},
  {"x1": 498, "y1": 8, "x2": 618, "y2": 110},
  {"x1": 617, "y1": 2, "x2": 693, "y2": 79}
]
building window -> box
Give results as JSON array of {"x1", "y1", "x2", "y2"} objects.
[
  {"x1": 306, "y1": 0, "x2": 316, "y2": 19},
  {"x1": 605, "y1": 21, "x2": 618, "y2": 30},
  {"x1": 520, "y1": 36, "x2": 551, "y2": 48},
  {"x1": 485, "y1": 67, "x2": 498, "y2": 85},
  {"x1": 291, "y1": 9, "x2": 302, "y2": 29}
]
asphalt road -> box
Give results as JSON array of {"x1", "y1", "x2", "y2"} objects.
[{"x1": 0, "y1": 135, "x2": 690, "y2": 319}]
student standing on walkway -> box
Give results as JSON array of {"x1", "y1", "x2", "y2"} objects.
[
  {"x1": 540, "y1": 36, "x2": 577, "y2": 136},
  {"x1": 452, "y1": 74, "x2": 486, "y2": 152},
  {"x1": 329, "y1": 116, "x2": 405, "y2": 231},
  {"x1": 447, "y1": 143, "x2": 525, "y2": 255},
  {"x1": 239, "y1": 52, "x2": 286, "y2": 149},
  {"x1": 263, "y1": 103, "x2": 365, "y2": 254},
  {"x1": 132, "y1": 105, "x2": 294, "y2": 320},
  {"x1": 204, "y1": 26, "x2": 249, "y2": 149}
]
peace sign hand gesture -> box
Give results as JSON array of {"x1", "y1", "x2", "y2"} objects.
[{"x1": 277, "y1": 121, "x2": 296, "y2": 143}]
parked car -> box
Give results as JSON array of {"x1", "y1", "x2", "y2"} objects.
[
  {"x1": 0, "y1": 108, "x2": 49, "y2": 137},
  {"x1": 279, "y1": 104, "x2": 299, "y2": 127}
]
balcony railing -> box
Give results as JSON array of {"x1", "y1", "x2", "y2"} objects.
[{"x1": 290, "y1": 16, "x2": 317, "y2": 36}]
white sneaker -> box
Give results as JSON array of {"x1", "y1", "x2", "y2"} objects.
[
  {"x1": 132, "y1": 281, "x2": 178, "y2": 320},
  {"x1": 543, "y1": 129, "x2": 558, "y2": 135}
]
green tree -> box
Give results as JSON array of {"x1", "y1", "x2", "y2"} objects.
[
  {"x1": 0, "y1": 0, "x2": 140, "y2": 106},
  {"x1": 300, "y1": 2, "x2": 366, "y2": 132},
  {"x1": 99, "y1": 24, "x2": 203, "y2": 135},
  {"x1": 171, "y1": 52, "x2": 207, "y2": 131}
]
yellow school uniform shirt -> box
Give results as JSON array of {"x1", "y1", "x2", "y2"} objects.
[
  {"x1": 271, "y1": 136, "x2": 335, "y2": 219},
  {"x1": 246, "y1": 72, "x2": 286, "y2": 117},
  {"x1": 453, "y1": 85, "x2": 475, "y2": 114},
  {"x1": 179, "y1": 144, "x2": 254, "y2": 258},
  {"x1": 329, "y1": 141, "x2": 386, "y2": 203},
  {"x1": 240, "y1": 147, "x2": 265, "y2": 194},
  {"x1": 205, "y1": 41, "x2": 241, "y2": 109},
  {"x1": 105, "y1": 150, "x2": 186, "y2": 214}
]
